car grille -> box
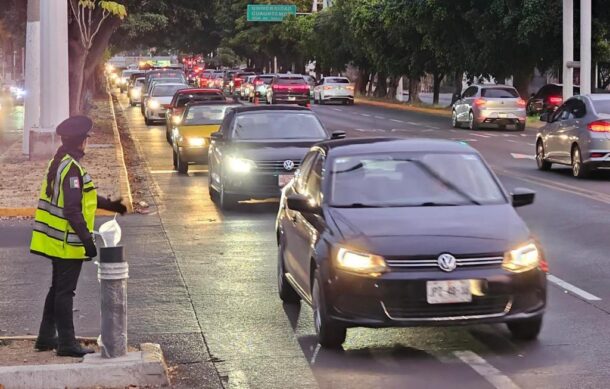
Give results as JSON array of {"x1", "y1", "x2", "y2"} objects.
[
  {"x1": 382, "y1": 295, "x2": 512, "y2": 320},
  {"x1": 386, "y1": 255, "x2": 503, "y2": 270},
  {"x1": 255, "y1": 160, "x2": 301, "y2": 173}
]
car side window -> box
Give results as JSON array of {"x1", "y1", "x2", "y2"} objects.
[
  {"x1": 551, "y1": 104, "x2": 567, "y2": 122},
  {"x1": 463, "y1": 86, "x2": 477, "y2": 98},
  {"x1": 295, "y1": 152, "x2": 317, "y2": 194},
  {"x1": 304, "y1": 154, "x2": 324, "y2": 205},
  {"x1": 556, "y1": 100, "x2": 587, "y2": 121}
]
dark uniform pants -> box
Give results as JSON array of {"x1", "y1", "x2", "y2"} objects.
[{"x1": 38, "y1": 259, "x2": 83, "y2": 345}]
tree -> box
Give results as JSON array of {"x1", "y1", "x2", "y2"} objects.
[{"x1": 68, "y1": 0, "x2": 126, "y2": 114}]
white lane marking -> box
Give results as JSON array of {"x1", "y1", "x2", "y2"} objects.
[
  {"x1": 471, "y1": 133, "x2": 491, "y2": 138},
  {"x1": 520, "y1": 134, "x2": 528, "y2": 137},
  {"x1": 407, "y1": 121, "x2": 419, "y2": 125},
  {"x1": 374, "y1": 115, "x2": 385, "y2": 119},
  {"x1": 422, "y1": 129, "x2": 435, "y2": 132},
  {"x1": 332, "y1": 108, "x2": 342, "y2": 112},
  {"x1": 547, "y1": 274, "x2": 601, "y2": 301},
  {"x1": 510, "y1": 153, "x2": 536, "y2": 160},
  {"x1": 502, "y1": 134, "x2": 516, "y2": 137},
  {"x1": 229, "y1": 369, "x2": 250, "y2": 389},
  {"x1": 450, "y1": 129, "x2": 458, "y2": 133},
  {"x1": 361, "y1": 113, "x2": 371, "y2": 117},
  {"x1": 390, "y1": 119, "x2": 404, "y2": 123},
  {"x1": 506, "y1": 139, "x2": 519, "y2": 143},
  {"x1": 454, "y1": 351, "x2": 520, "y2": 389},
  {"x1": 527, "y1": 143, "x2": 536, "y2": 146},
  {"x1": 310, "y1": 343, "x2": 321, "y2": 364},
  {"x1": 452, "y1": 138, "x2": 478, "y2": 142},
  {"x1": 425, "y1": 126, "x2": 441, "y2": 130}
]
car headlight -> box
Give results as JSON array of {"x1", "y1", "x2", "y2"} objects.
[
  {"x1": 172, "y1": 115, "x2": 182, "y2": 125},
  {"x1": 335, "y1": 248, "x2": 387, "y2": 275},
  {"x1": 131, "y1": 88, "x2": 141, "y2": 98},
  {"x1": 148, "y1": 100, "x2": 160, "y2": 109},
  {"x1": 227, "y1": 156, "x2": 256, "y2": 173},
  {"x1": 186, "y1": 137, "x2": 205, "y2": 147},
  {"x1": 503, "y1": 242, "x2": 541, "y2": 273}
]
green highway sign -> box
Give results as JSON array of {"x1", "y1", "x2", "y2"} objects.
[{"x1": 247, "y1": 4, "x2": 297, "y2": 22}]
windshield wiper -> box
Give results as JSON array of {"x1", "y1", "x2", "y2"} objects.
[
  {"x1": 420, "y1": 202, "x2": 459, "y2": 206},
  {"x1": 332, "y1": 203, "x2": 389, "y2": 208}
]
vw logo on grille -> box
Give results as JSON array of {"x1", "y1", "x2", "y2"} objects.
[
  {"x1": 283, "y1": 160, "x2": 295, "y2": 171},
  {"x1": 437, "y1": 253, "x2": 457, "y2": 272}
]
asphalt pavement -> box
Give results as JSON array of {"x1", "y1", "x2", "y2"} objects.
[
  {"x1": 0, "y1": 102, "x2": 23, "y2": 157},
  {"x1": 2, "y1": 94, "x2": 610, "y2": 389}
]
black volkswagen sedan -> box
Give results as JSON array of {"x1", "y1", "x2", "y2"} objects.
[
  {"x1": 276, "y1": 138, "x2": 547, "y2": 348},
  {"x1": 207, "y1": 105, "x2": 344, "y2": 209}
]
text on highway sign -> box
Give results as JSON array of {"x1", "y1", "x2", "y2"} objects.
[{"x1": 247, "y1": 4, "x2": 297, "y2": 22}]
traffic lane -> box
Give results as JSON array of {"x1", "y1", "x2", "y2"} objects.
[
  {"x1": 120, "y1": 94, "x2": 610, "y2": 388},
  {"x1": 0, "y1": 104, "x2": 23, "y2": 157},
  {"x1": 117, "y1": 94, "x2": 318, "y2": 388},
  {"x1": 120, "y1": 95, "x2": 500, "y2": 388},
  {"x1": 499, "y1": 174, "x2": 610, "y2": 306}
]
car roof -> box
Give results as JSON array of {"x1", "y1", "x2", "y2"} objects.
[
  {"x1": 230, "y1": 105, "x2": 312, "y2": 114},
  {"x1": 587, "y1": 94, "x2": 610, "y2": 101},
  {"x1": 175, "y1": 88, "x2": 222, "y2": 94},
  {"x1": 316, "y1": 137, "x2": 477, "y2": 157},
  {"x1": 152, "y1": 83, "x2": 187, "y2": 88},
  {"x1": 478, "y1": 84, "x2": 516, "y2": 89},
  {"x1": 185, "y1": 101, "x2": 239, "y2": 108}
]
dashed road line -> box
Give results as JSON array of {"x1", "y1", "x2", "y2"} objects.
[
  {"x1": 332, "y1": 108, "x2": 343, "y2": 112},
  {"x1": 547, "y1": 274, "x2": 601, "y2": 301},
  {"x1": 527, "y1": 143, "x2": 536, "y2": 146},
  {"x1": 454, "y1": 351, "x2": 520, "y2": 389},
  {"x1": 374, "y1": 115, "x2": 385, "y2": 119},
  {"x1": 390, "y1": 119, "x2": 404, "y2": 123},
  {"x1": 361, "y1": 113, "x2": 371, "y2": 117},
  {"x1": 506, "y1": 139, "x2": 519, "y2": 143},
  {"x1": 407, "y1": 121, "x2": 419, "y2": 125},
  {"x1": 310, "y1": 344, "x2": 321, "y2": 364},
  {"x1": 471, "y1": 133, "x2": 492, "y2": 138},
  {"x1": 510, "y1": 153, "x2": 536, "y2": 160}
]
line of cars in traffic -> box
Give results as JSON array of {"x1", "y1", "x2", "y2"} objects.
[{"x1": 114, "y1": 66, "x2": 549, "y2": 349}]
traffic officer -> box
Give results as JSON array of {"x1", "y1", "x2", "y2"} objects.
[{"x1": 30, "y1": 115, "x2": 127, "y2": 357}]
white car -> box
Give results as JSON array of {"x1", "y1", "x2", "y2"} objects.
[
  {"x1": 313, "y1": 77, "x2": 354, "y2": 105},
  {"x1": 144, "y1": 83, "x2": 188, "y2": 125},
  {"x1": 129, "y1": 77, "x2": 145, "y2": 106}
]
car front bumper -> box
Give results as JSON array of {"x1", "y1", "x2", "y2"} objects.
[
  {"x1": 146, "y1": 108, "x2": 168, "y2": 120},
  {"x1": 323, "y1": 266, "x2": 546, "y2": 328},
  {"x1": 224, "y1": 172, "x2": 294, "y2": 200},
  {"x1": 179, "y1": 145, "x2": 209, "y2": 164},
  {"x1": 273, "y1": 95, "x2": 310, "y2": 105}
]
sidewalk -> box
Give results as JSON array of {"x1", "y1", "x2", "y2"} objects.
[{"x1": 0, "y1": 94, "x2": 130, "y2": 217}]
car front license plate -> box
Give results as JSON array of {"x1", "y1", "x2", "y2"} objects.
[
  {"x1": 278, "y1": 174, "x2": 293, "y2": 187},
  {"x1": 498, "y1": 113, "x2": 508, "y2": 118},
  {"x1": 288, "y1": 96, "x2": 296, "y2": 101},
  {"x1": 426, "y1": 280, "x2": 472, "y2": 304}
]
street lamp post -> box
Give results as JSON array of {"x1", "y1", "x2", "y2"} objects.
[
  {"x1": 563, "y1": 0, "x2": 592, "y2": 100},
  {"x1": 23, "y1": 0, "x2": 41, "y2": 155},
  {"x1": 562, "y1": 0, "x2": 574, "y2": 101},
  {"x1": 580, "y1": 0, "x2": 592, "y2": 95}
]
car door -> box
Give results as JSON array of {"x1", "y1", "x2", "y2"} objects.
[
  {"x1": 556, "y1": 99, "x2": 587, "y2": 162},
  {"x1": 315, "y1": 78, "x2": 324, "y2": 99},
  {"x1": 283, "y1": 151, "x2": 318, "y2": 290},
  {"x1": 209, "y1": 112, "x2": 233, "y2": 190},
  {"x1": 292, "y1": 151, "x2": 325, "y2": 294},
  {"x1": 544, "y1": 103, "x2": 570, "y2": 161},
  {"x1": 456, "y1": 86, "x2": 477, "y2": 121}
]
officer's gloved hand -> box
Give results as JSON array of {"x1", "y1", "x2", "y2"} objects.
[
  {"x1": 108, "y1": 198, "x2": 127, "y2": 215},
  {"x1": 84, "y1": 238, "x2": 98, "y2": 258}
]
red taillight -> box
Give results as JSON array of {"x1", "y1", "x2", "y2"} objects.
[
  {"x1": 517, "y1": 98, "x2": 526, "y2": 107},
  {"x1": 588, "y1": 120, "x2": 610, "y2": 132},
  {"x1": 255, "y1": 80, "x2": 263, "y2": 85},
  {"x1": 590, "y1": 152, "x2": 607, "y2": 158},
  {"x1": 548, "y1": 96, "x2": 563, "y2": 105},
  {"x1": 539, "y1": 258, "x2": 549, "y2": 273},
  {"x1": 474, "y1": 98, "x2": 486, "y2": 106}
]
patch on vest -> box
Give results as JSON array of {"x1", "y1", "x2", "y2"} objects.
[{"x1": 69, "y1": 176, "x2": 80, "y2": 189}]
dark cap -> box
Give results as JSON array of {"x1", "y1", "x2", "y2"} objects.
[{"x1": 56, "y1": 116, "x2": 93, "y2": 138}]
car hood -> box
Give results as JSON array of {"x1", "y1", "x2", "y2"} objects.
[
  {"x1": 150, "y1": 96, "x2": 173, "y2": 104},
  {"x1": 177, "y1": 124, "x2": 220, "y2": 138},
  {"x1": 225, "y1": 140, "x2": 323, "y2": 161},
  {"x1": 327, "y1": 204, "x2": 530, "y2": 256}
]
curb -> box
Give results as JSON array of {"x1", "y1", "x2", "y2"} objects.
[
  {"x1": 107, "y1": 87, "x2": 134, "y2": 214},
  {"x1": 355, "y1": 97, "x2": 452, "y2": 118},
  {"x1": 0, "y1": 342, "x2": 169, "y2": 389}
]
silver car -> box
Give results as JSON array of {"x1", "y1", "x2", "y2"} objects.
[
  {"x1": 536, "y1": 94, "x2": 610, "y2": 178},
  {"x1": 313, "y1": 76, "x2": 354, "y2": 105},
  {"x1": 144, "y1": 83, "x2": 188, "y2": 125},
  {"x1": 452, "y1": 84, "x2": 526, "y2": 131}
]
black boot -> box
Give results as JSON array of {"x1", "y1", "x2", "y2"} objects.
[
  {"x1": 35, "y1": 336, "x2": 58, "y2": 351},
  {"x1": 57, "y1": 341, "x2": 95, "y2": 357}
]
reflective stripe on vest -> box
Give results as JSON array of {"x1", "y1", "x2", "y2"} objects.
[{"x1": 30, "y1": 155, "x2": 97, "y2": 260}]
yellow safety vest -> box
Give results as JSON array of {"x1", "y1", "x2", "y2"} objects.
[{"x1": 30, "y1": 154, "x2": 97, "y2": 260}]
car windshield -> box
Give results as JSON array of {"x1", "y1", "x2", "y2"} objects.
[
  {"x1": 326, "y1": 78, "x2": 349, "y2": 84},
  {"x1": 277, "y1": 77, "x2": 306, "y2": 85},
  {"x1": 135, "y1": 79, "x2": 145, "y2": 86},
  {"x1": 183, "y1": 105, "x2": 239, "y2": 125},
  {"x1": 593, "y1": 100, "x2": 610, "y2": 114},
  {"x1": 152, "y1": 85, "x2": 185, "y2": 97},
  {"x1": 258, "y1": 77, "x2": 274, "y2": 84},
  {"x1": 232, "y1": 112, "x2": 327, "y2": 140},
  {"x1": 329, "y1": 153, "x2": 506, "y2": 207},
  {"x1": 176, "y1": 93, "x2": 225, "y2": 107},
  {"x1": 481, "y1": 88, "x2": 519, "y2": 98}
]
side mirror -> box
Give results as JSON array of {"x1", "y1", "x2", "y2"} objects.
[
  {"x1": 540, "y1": 112, "x2": 550, "y2": 122},
  {"x1": 287, "y1": 194, "x2": 320, "y2": 213},
  {"x1": 210, "y1": 132, "x2": 223, "y2": 141},
  {"x1": 331, "y1": 130, "x2": 346, "y2": 139},
  {"x1": 511, "y1": 188, "x2": 535, "y2": 207}
]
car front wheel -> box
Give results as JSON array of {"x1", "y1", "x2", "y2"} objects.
[
  {"x1": 313, "y1": 270, "x2": 346, "y2": 348},
  {"x1": 277, "y1": 238, "x2": 301, "y2": 303},
  {"x1": 451, "y1": 110, "x2": 460, "y2": 128},
  {"x1": 176, "y1": 150, "x2": 188, "y2": 174},
  {"x1": 507, "y1": 317, "x2": 542, "y2": 341},
  {"x1": 536, "y1": 141, "x2": 552, "y2": 171}
]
